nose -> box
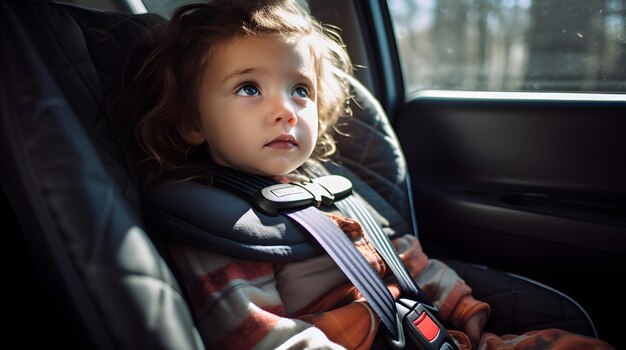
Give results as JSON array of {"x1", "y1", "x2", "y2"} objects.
[{"x1": 269, "y1": 92, "x2": 297, "y2": 126}]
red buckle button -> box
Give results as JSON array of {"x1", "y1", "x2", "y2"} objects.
[{"x1": 412, "y1": 312, "x2": 440, "y2": 342}]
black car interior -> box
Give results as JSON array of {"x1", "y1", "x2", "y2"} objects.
[{"x1": 1, "y1": 0, "x2": 620, "y2": 348}]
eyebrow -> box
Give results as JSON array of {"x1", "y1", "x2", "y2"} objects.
[
  {"x1": 292, "y1": 71, "x2": 316, "y2": 88},
  {"x1": 221, "y1": 67, "x2": 263, "y2": 84},
  {"x1": 221, "y1": 67, "x2": 316, "y2": 87}
]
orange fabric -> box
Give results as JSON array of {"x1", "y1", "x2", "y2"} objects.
[
  {"x1": 449, "y1": 330, "x2": 473, "y2": 350},
  {"x1": 291, "y1": 281, "x2": 364, "y2": 316},
  {"x1": 449, "y1": 294, "x2": 491, "y2": 330},
  {"x1": 299, "y1": 302, "x2": 379, "y2": 350}
]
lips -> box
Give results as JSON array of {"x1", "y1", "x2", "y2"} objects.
[{"x1": 265, "y1": 134, "x2": 298, "y2": 149}]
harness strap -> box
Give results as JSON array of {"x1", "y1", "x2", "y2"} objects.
[
  {"x1": 207, "y1": 165, "x2": 400, "y2": 340},
  {"x1": 335, "y1": 195, "x2": 434, "y2": 308},
  {"x1": 299, "y1": 162, "x2": 435, "y2": 309},
  {"x1": 288, "y1": 206, "x2": 398, "y2": 339},
  {"x1": 206, "y1": 165, "x2": 459, "y2": 349}
]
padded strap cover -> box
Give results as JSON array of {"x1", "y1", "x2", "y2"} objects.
[
  {"x1": 143, "y1": 181, "x2": 324, "y2": 261},
  {"x1": 142, "y1": 158, "x2": 412, "y2": 261}
]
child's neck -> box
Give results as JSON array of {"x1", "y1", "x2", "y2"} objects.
[{"x1": 272, "y1": 168, "x2": 310, "y2": 184}]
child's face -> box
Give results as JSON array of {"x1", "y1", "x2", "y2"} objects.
[{"x1": 187, "y1": 34, "x2": 318, "y2": 176}]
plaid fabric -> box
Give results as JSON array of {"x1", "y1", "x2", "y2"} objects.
[{"x1": 169, "y1": 213, "x2": 614, "y2": 349}]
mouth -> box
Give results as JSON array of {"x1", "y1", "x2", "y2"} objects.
[{"x1": 264, "y1": 134, "x2": 298, "y2": 149}]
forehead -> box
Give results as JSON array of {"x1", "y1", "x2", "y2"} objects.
[{"x1": 205, "y1": 34, "x2": 316, "y2": 79}]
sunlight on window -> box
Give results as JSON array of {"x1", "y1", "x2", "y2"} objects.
[{"x1": 388, "y1": 0, "x2": 626, "y2": 94}]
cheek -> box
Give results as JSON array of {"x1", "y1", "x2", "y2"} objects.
[
  {"x1": 305, "y1": 106, "x2": 319, "y2": 139},
  {"x1": 198, "y1": 94, "x2": 234, "y2": 131},
  {"x1": 295, "y1": 106, "x2": 319, "y2": 155},
  {"x1": 300, "y1": 103, "x2": 318, "y2": 125}
]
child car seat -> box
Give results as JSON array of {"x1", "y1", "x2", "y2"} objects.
[
  {"x1": 0, "y1": 1, "x2": 596, "y2": 348},
  {"x1": 0, "y1": 1, "x2": 202, "y2": 349}
]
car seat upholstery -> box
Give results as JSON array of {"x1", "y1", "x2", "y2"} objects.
[
  {"x1": 0, "y1": 1, "x2": 203, "y2": 349},
  {"x1": 0, "y1": 1, "x2": 596, "y2": 349}
]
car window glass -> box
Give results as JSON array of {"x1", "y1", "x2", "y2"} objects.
[{"x1": 388, "y1": 0, "x2": 626, "y2": 94}]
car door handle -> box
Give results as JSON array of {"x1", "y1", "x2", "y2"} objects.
[
  {"x1": 501, "y1": 193, "x2": 552, "y2": 207},
  {"x1": 501, "y1": 192, "x2": 626, "y2": 225}
]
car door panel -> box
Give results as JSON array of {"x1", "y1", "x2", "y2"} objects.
[{"x1": 395, "y1": 95, "x2": 625, "y2": 346}]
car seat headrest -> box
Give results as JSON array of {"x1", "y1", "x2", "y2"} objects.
[{"x1": 332, "y1": 73, "x2": 415, "y2": 236}]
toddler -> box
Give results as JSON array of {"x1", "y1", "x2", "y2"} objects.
[{"x1": 122, "y1": 1, "x2": 615, "y2": 349}]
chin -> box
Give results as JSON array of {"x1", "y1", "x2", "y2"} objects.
[{"x1": 261, "y1": 162, "x2": 303, "y2": 177}]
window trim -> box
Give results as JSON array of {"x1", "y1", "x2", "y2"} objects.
[
  {"x1": 410, "y1": 90, "x2": 626, "y2": 102},
  {"x1": 356, "y1": 0, "x2": 405, "y2": 121}
]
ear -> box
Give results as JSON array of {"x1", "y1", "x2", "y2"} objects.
[{"x1": 177, "y1": 117, "x2": 205, "y2": 145}]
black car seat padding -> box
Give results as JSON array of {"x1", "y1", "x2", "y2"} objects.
[{"x1": 0, "y1": 1, "x2": 203, "y2": 349}]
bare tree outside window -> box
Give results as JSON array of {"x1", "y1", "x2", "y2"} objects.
[{"x1": 388, "y1": 0, "x2": 626, "y2": 94}]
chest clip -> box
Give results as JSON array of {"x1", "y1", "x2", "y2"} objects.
[{"x1": 253, "y1": 175, "x2": 353, "y2": 216}]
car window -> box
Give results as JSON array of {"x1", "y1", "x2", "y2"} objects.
[{"x1": 388, "y1": 0, "x2": 626, "y2": 94}]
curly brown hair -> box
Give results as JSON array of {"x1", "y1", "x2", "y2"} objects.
[{"x1": 123, "y1": 0, "x2": 352, "y2": 185}]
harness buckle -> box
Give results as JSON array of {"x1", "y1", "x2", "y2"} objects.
[
  {"x1": 253, "y1": 175, "x2": 352, "y2": 215},
  {"x1": 389, "y1": 298, "x2": 459, "y2": 350},
  {"x1": 293, "y1": 181, "x2": 335, "y2": 207}
]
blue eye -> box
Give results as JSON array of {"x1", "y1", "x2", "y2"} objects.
[
  {"x1": 292, "y1": 86, "x2": 310, "y2": 99},
  {"x1": 236, "y1": 84, "x2": 259, "y2": 96}
]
